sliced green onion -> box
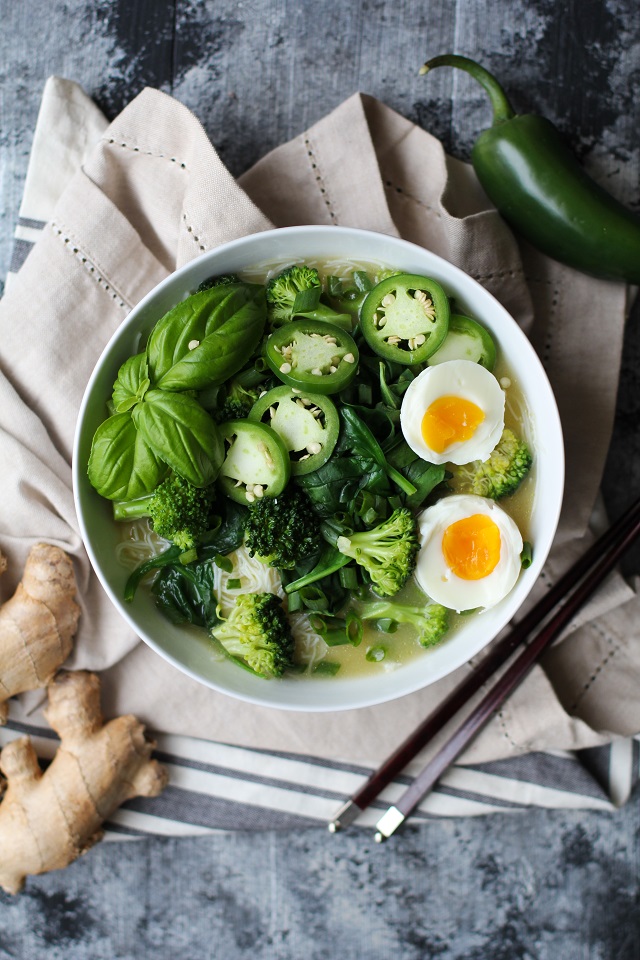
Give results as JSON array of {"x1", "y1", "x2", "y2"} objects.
[
  {"x1": 313, "y1": 660, "x2": 341, "y2": 676},
  {"x1": 338, "y1": 566, "x2": 359, "y2": 590},
  {"x1": 286, "y1": 590, "x2": 303, "y2": 613},
  {"x1": 179, "y1": 548, "x2": 198, "y2": 565},
  {"x1": 227, "y1": 578, "x2": 242, "y2": 590},
  {"x1": 292, "y1": 286, "x2": 322, "y2": 313},
  {"x1": 353, "y1": 271, "x2": 373, "y2": 292},
  {"x1": 374, "y1": 618, "x2": 398, "y2": 634},
  {"x1": 521, "y1": 542, "x2": 533, "y2": 568},
  {"x1": 327, "y1": 275, "x2": 344, "y2": 298},
  {"x1": 309, "y1": 612, "x2": 362, "y2": 647},
  {"x1": 365, "y1": 645, "x2": 386, "y2": 662},
  {"x1": 214, "y1": 554, "x2": 233, "y2": 572},
  {"x1": 299, "y1": 585, "x2": 330, "y2": 612}
]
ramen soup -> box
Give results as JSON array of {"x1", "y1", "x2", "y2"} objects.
[{"x1": 89, "y1": 258, "x2": 535, "y2": 681}]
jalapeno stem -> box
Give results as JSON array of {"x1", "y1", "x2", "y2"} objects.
[{"x1": 420, "y1": 54, "x2": 515, "y2": 125}]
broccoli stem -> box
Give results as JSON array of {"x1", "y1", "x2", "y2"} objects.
[{"x1": 113, "y1": 496, "x2": 154, "y2": 522}]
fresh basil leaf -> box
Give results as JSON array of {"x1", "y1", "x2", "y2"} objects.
[
  {"x1": 147, "y1": 283, "x2": 267, "y2": 391},
  {"x1": 87, "y1": 411, "x2": 165, "y2": 501},
  {"x1": 133, "y1": 390, "x2": 224, "y2": 487},
  {"x1": 112, "y1": 353, "x2": 151, "y2": 413}
]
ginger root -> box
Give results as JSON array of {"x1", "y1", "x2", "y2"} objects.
[
  {"x1": 0, "y1": 670, "x2": 168, "y2": 894},
  {"x1": 0, "y1": 543, "x2": 80, "y2": 724}
]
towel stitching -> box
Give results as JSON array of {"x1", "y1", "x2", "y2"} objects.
[
  {"x1": 50, "y1": 222, "x2": 128, "y2": 309},
  {"x1": 569, "y1": 620, "x2": 621, "y2": 713},
  {"x1": 383, "y1": 179, "x2": 443, "y2": 220},
  {"x1": 103, "y1": 137, "x2": 188, "y2": 170},
  {"x1": 303, "y1": 137, "x2": 338, "y2": 223},
  {"x1": 496, "y1": 706, "x2": 519, "y2": 751},
  {"x1": 182, "y1": 212, "x2": 208, "y2": 253}
]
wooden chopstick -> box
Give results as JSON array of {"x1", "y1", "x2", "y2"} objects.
[{"x1": 328, "y1": 494, "x2": 640, "y2": 835}]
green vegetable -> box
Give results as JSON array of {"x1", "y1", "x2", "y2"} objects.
[
  {"x1": 360, "y1": 599, "x2": 449, "y2": 648},
  {"x1": 132, "y1": 390, "x2": 224, "y2": 488},
  {"x1": 331, "y1": 508, "x2": 419, "y2": 598},
  {"x1": 113, "y1": 474, "x2": 218, "y2": 551},
  {"x1": 211, "y1": 593, "x2": 295, "y2": 678},
  {"x1": 453, "y1": 427, "x2": 532, "y2": 499},
  {"x1": 146, "y1": 282, "x2": 267, "y2": 391},
  {"x1": 265, "y1": 319, "x2": 359, "y2": 395},
  {"x1": 521, "y1": 541, "x2": 533, "y2": 568},
  {"x1": 266, "y1": 264, "x2": 352, "y2": 329},
  {"x1": 427, "y1": 314, "x2": 496, "y2": 370},
  {"x1": 151, "y1": 557, "x2": 219, "y2": 629},
  {"x1": 112, "y1": 353, "x2": 151, "y2": 412},
  {"x1": 312, "y1": 660, "x2": 341, "y2": 676},
  {"x1": 87, "y1": 412, "x2": 166, "y2": 501},
  {"x1": 248, "y1": 385, "x2": 340, "y2": 475},
  {"x1": 308, "y1": 611, "x2": 363, "y2": 647},
  {"x1": 244, "y1": 487, "x2": 322, "y2": 570},
  {"x1": 339, "y1": 406, "x2": 417, "y2": 497},
  {"x1": 421, "y1": 54, "x2": 640, "y2": 284},
  {"x1": 217, "y1": 419, "x2": 291, "y2": 504},
  {"x1": 197, "y1": 273, "x2": 241, "y2": 291},
  {"x1": 365, "y1": 645, "x2": 386, "y2": 662},
  {"x1": 360, "y1": 273, "x2": 450, "y2": 364},
  {"x1": 283, "y1": 543, "x2": 352, "y2": 595}
]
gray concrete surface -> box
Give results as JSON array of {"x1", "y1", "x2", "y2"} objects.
[{"x1": 1, "y1": 1, "x2": 639, "y2": 957}]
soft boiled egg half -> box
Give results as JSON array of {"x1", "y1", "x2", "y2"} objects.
[
  {"x1": 400, "y1": 359, "x2": 505, "y2": 465},
  {"x1": 416, "y1": 495, "x2": 523, "y2": 611}
]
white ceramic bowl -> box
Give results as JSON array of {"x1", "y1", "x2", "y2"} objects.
[{"x1": 73, "y1": 225, "x2": 564, "y2": 712}]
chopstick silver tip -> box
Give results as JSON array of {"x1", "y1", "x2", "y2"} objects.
[
  {"x1": 374, "y1": 805, "x2": 405, "y2": 842},
  {"x1": 328, "y1": 799, "x2": 361, "y2": 833}
]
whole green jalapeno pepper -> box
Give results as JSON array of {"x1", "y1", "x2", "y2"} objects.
[
  {"x1": 421, "y1": 54, "x2": 640, "y2": 284},
  {"x1": 360, "y1": 273, "x2": 450, "y2": 364}
]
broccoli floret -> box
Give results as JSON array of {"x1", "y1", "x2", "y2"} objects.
[
  {"x1": 211, "y1": 592, "x2": 295, "y2": 678},
  {"x1": 197, "y1": 273, "x2": 241, "y2": 291},
  {"x1": 245, "y1": 488, "x2": 322, "y2": 570},
  {"x1": 266, "y1": 265, "x2": 351, "y2": 328},
  {"x1": 335, "y1": 508, "x2": 419, "y2": 598},
  {"x1": 454, "y1": 427, "x2": 533, "y2": 499},
  {"x1": 360, "y1": 599, "x2": 449, "y2": 648},
  {"x1": 211, "y1": 376, "x2": 262, "y2": 424},
  {"x1": 113, "y1": 475, "x2": 217, "y2": 551}
]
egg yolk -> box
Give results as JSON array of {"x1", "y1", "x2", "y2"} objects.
[
  {"x1": 421, "y1": 395, "x2": 485, "y2": 454},
  {"x1": 442, "y1": 514, "x2": 501, "y2": 580}
]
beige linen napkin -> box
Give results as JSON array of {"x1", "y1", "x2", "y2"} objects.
[{"x1": 1, "y1": 77, "x2": 639, "y2": 770}]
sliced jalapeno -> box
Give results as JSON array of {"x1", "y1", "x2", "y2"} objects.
[
  {"x1": 249, "y1": 386, "x2": 340, "y2": 476},
  {"x1": 360, "y1": 273, "x2": 450, "y2": 364},
  {"x1": 427, "y1": 314, "x2": 496, "y2": 370},
  {"x1": 265, "y1": 320, "x2": 359, "y2": 395},
  {"x1": 218, "y1": 419, "x2": 290, "y2": 504}
]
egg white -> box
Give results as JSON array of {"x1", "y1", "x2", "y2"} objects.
[
  {"x1": 416, "y1": 494, "x2": 523, "y2": 611},
  {"x1": 400, "y1": 359, "x2": 505, "y2": 465}
]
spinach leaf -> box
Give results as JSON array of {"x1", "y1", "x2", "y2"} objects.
[
  {"x1": 112, "y1": 353, "x2": 150, "y2": 413},
  {"x1": 87, "y1": 411, "x2": 165, "y2": 501},
  {"x1": 338, "y1": 405, "x2": 417, "y2": 497},
  {"x1": 152, "y1": 559, "x2": 219, "y2": 629},
  {"x1": 404, "y1": 461, "x2": 447, "y2": 509},
  {"x1": 133, "y1": 390, "x2": 224, "y2": 487},
  {"x1": 295, "y1": 455, "x2": 388, "y2": 518},
  {"x1": 147, "y1": 283, "x2": 267, "y2": 391},
  {"x1": 199, "y1": 499, "x2": 249, "y2": 558}
]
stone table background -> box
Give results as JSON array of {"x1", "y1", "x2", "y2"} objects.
[{"x1": 0, "y1": 1, "x2": 639, "y2": 957}]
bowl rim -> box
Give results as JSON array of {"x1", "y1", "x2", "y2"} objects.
[{"x1": 73, "y1": 224, "x2": 565, "y2": 712}]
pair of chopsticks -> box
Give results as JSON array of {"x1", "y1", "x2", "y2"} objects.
[{"x1": 329, "y1": 494, "x2": 640, "y2": 841}]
